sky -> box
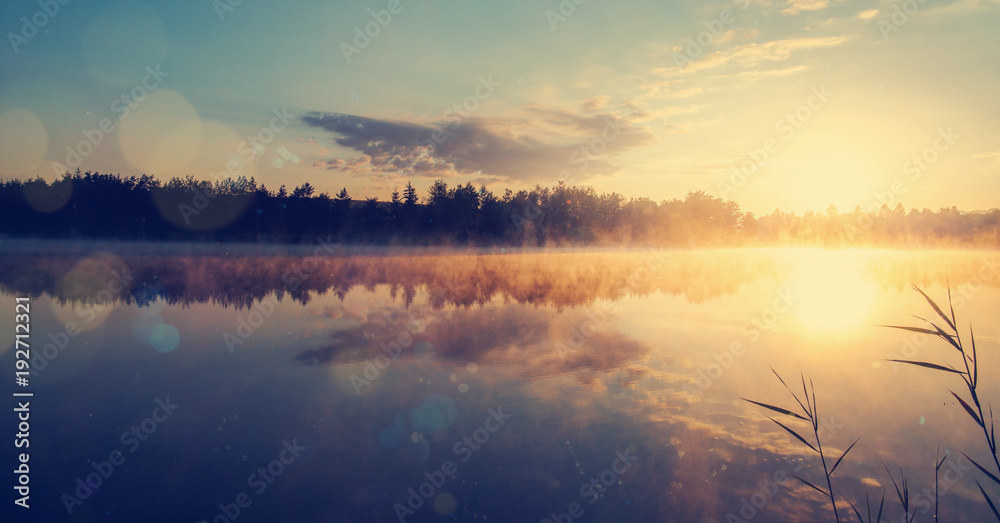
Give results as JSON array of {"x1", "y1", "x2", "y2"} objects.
[{"x1": 0, "y1": 0, "x2": 998, "y2": 215}]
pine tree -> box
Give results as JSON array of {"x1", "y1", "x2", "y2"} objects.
[{"x1": 403, "y1": 182, "x2": 418, "y2": 206}]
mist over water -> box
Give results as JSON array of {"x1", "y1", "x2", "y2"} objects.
[{"x1": 2, "y1": 243, "x2": 999, "y2": 521}]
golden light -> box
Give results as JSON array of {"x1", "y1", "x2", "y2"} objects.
[
  {"x1": 787, "y1": 152, "x2": 879, "y2": 213},
  {"x1": 788, "y1": 249, "x2": 876, "y2": 332}
]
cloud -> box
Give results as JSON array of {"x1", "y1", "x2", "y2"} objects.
[
  {"x1": 857, "y1": 8, "x2": 879, "y2": 19},
  {"x1": 654, "y1": 35, "x2": 848, "y2": 85},
  {"x1": 710, "y1": 64, "x2": 809, "y2": 82},
  {"x1": 626, "y1": 104, "x2": 705, "y2": 123},
  {"x1": 924, "y1": 0, "x2": 1000, "y2": 15},
  {"x1": 781, "y1": 0, "x2": 829, "y2": 15},
  {"x1": 579, "y1": 96, "x2": 611, "y2": 112},
  {"x1": 302, "y1": 106, "x2": 655, "y2": 185},
  {"x1": 690, "y1": 36, "x2": 848, "y2": 73}
]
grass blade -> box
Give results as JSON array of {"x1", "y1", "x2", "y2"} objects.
[
  {"x1": 830, "y1": 437, "x2": 860, "y2": 476},
  {"x1": 800, "y1": 371, "x2": 814, "y2": 419},
  {"x1": 937, "y1": 451, "x2": 948, "y2": 471},
  {"x1": 769, "y1": 417, "x2": 818, "y2": 454},
  {"x1": 742, "y1": 398, "x2": 809, "y2": 420},
  {"x1": 843, "y1": 492, "x2": 864, "y2": 522},
  {"x1": 913, "y1": 285, "x2": 957, "y2": 331},
  {"x1": 886, "y1": 360, "x2": 965, "y2": 374},
  {"x1": 949, "y1": 388, "x2": 984, "y2": 427},
  {"x1": 809, "y1": 377, "x2": 818, "y2": 430},
  {"x1": 912, "y1": 315, "x2": 963, "y2": 352},
  {"x1": 991, "y1": 403, "x2": 996, "y2": 453},
  {"x1": 879, "y1": 325, "x2": 941, "y2": 336},
  {"x1": 791, "y1": 474, "x2": 827, "y2": 496},
  {"x1": 948, "y1": 284, "x2": 957, "y2": 331},
  {"x1": 770, "y1": 368, "x2": 811, "y2": 419},
  {"x1": 961, "y1": 451, "x2": 1000, "y2": 486},
  {"x1": 883, "y1": 463, "x2": 907, "y2": 512},
  {"x1": 976, "y1": 479, "x2": 1000, "y2": 521},
  {"x1": 972, "y1": 324, "x2": 979, "y2": 387}
]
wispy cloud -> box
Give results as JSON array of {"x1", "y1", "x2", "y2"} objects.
[
  {"x1": 708, "y1": 64, "x2": 810, "y2": 82},
  {"x1": 666, "y1": 36, "x2": 848, "y2": 76},
  {"x1": 781, "y1": 0, "x2": 830, "y2": 15},
  {"x1": 924, "y1": 0, "x2": 1000, "y2": 15}
]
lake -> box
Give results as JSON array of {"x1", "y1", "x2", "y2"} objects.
[{"x1": 2, "y1": 241, "x2": 999, "y2": 522}]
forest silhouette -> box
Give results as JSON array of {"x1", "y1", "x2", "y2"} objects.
[{"x1": 2, "y1": 170, "x2": 998, "y2": 247}]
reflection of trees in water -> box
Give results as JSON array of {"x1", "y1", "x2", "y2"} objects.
[
  {"x1": 0, "y1": 250, "x2": 785, "y2": 308},
  {"x1": 865, "y1": 250, "x2": 1000, "y2": 292},
  {"x1": 2, "y1": 248, "x2": 995, "y2": 309}
]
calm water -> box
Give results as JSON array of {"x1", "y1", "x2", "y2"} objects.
[{"x1": 2, "y1": 242, "x2": 1000, "y2": 522}]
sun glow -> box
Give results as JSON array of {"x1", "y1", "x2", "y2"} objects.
[
  {"x1": 787, "y1": 154, "x2": 881, "y2": 213},
  {"x1": 789, "y1": 249, "x2": 877, "y2": 332}
]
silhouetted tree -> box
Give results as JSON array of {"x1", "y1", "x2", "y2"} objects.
[{"x1": 1, "y1": 171, "x2": 997, "y2": 248}]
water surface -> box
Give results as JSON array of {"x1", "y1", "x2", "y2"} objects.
[{"x1": 2, "y1": 242, "x2": 999, "y2": 522}]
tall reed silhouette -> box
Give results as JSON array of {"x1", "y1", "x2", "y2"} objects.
[
  {"x1": 884, "y1": 286, "x2": 1000, "y2": 520},
  {"x1": 744, "y1": 369, "x2": 860, "y2": 521}
]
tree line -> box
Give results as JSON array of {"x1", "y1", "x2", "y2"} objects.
[{"x1": 1, "y1": 171, "x2": 998, "y2": 247}]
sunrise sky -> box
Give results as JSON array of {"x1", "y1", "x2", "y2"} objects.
[{"x1": 0, "y1": 0, "x2": 997, "y2": 215}]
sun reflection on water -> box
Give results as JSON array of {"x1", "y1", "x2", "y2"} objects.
[{"x1": 789, "y1": 249, "x2": 877, "y2": 332}]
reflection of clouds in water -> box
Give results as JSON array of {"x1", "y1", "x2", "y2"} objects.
[{"x1": 296, "y1": 303, "x2": 653, "y2": 391}]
